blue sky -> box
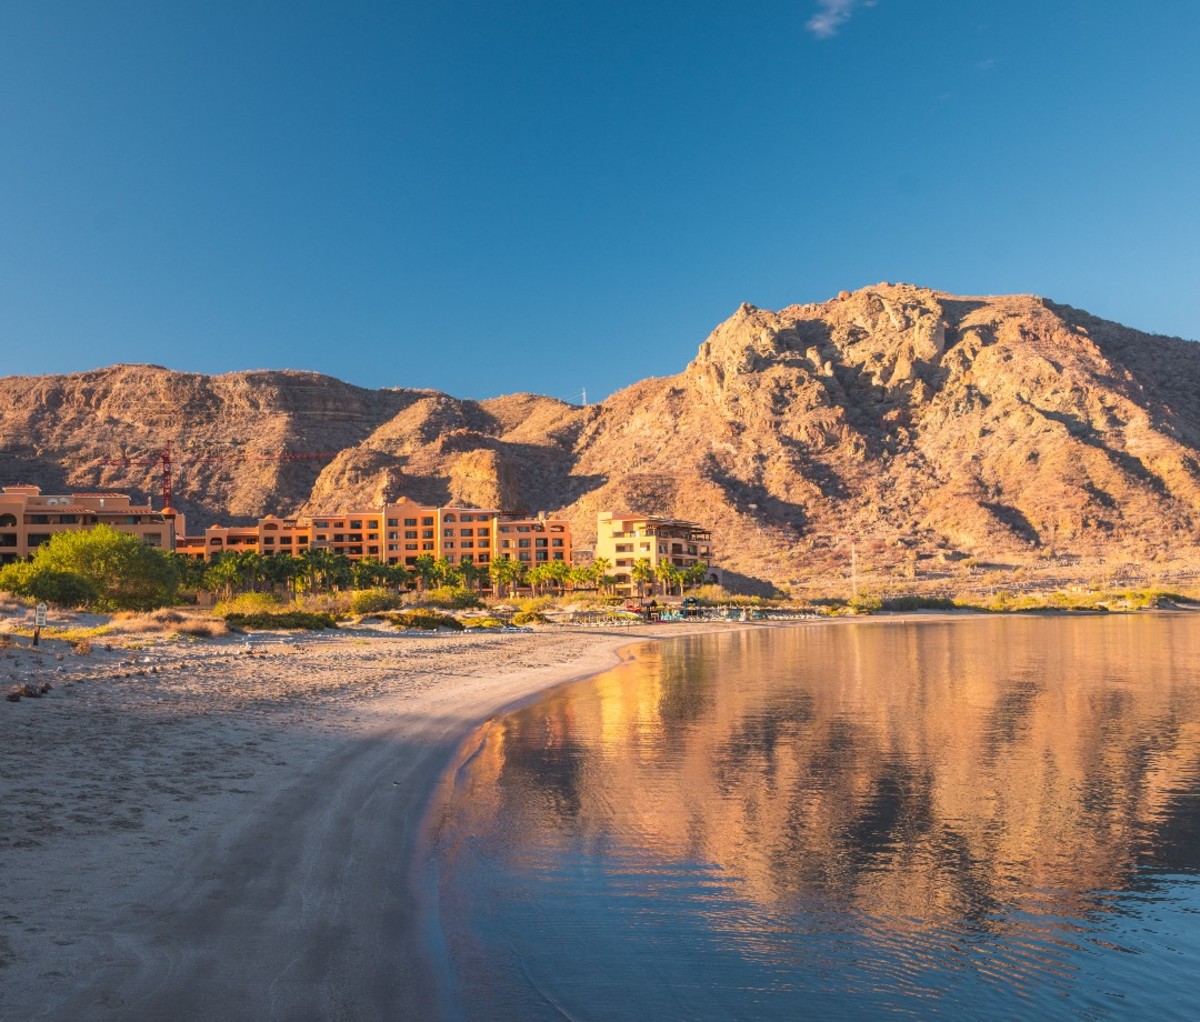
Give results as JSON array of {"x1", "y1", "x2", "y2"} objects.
[{"x1": 1, "y1": 1, "x2": 1197, "y2": 402}]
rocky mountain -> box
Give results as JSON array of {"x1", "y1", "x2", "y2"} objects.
[{"x1": 3, "y1": 284, "x2": 1199, "y2": 586}]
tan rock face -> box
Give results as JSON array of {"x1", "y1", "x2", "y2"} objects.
[{"x1": 3, "y1": 284, "x2": 1199, "y2": 583}]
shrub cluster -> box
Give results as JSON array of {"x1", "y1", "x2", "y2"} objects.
[
  {"x1": 387, "y1": 610, "x2": 464, "y2": 631},
  {"x1": 224, "y1": 611, "x2": 339, "y2": 631},
  {"x1": 348, "y1": 588, "x2": 404, "y2": 615},
  {"x1": 511, "y1": 609, "x2": 547, "y2": 625},
  {"x1": 421, "y1": 586, "x2": 484, "y2": 610}
]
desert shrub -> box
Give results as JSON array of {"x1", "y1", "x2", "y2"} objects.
[
  {"x1": 223, "y1": 611, "x2": 338, "y2": 630},
  {"x1": 388, "y1": 609, "x2": 464, "y2": 631},
  {"x1": 349, "y1": 588, "x2": 404, "y2": 615},
  {"x1": 464, "y1": 617, "x2": 505, "y2": 629},
  {"x1": 882, "y1": 595, "x2": 958, "y2": 612},
  {"x1": 292, "y1": 590, "x2": 354, "y2": 615},
  {"x1": 70, "y1": 638, "x2": 93, "y2": 655},
  {"x1": 212, "y1": 592, "x2": 283, "y2": 617},
  {"x1": 847, "y1": 593, "x2": 884, "y2": 615},
  {"x1": 511, "y1": 609, "x2": 547, "y2": 626},
  {"x1": 421, "y1": 586, "x2": 484, "y2": 610},
  {"x1": 0, "y1": 635, "x2": 13, "y2": 650},
  {"x1": 516, "y1": 594, "x2": 556, "y2": 614},
  {"x1": 148, "y1": 608, "x2": 186, "y2": 624},
  {"x1": 176, "y1": 619, "x2": 230, "y2": 639}
]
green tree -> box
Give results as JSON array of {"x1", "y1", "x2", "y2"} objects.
[
  {"x1": 457, "y1": 559, "x2": 486, "y2": 590},
  {"x1": 0, "y1": 562, "x2": 98, "y2": 607},
  {"x1": 683, "y1": 562, "x2": 708, "y2": 591},
  {"x1": 590, "y1": 557, "x2": 611, "y2": 591},
  {"x1": 488, "y1": 555, "x2": 524, "y2": 598},
  {"x1": 412, "y1": 554, "x2": 438, "y2": 592},
  {"x1": 654, "y1": 559, "x2": 679, "y2": 597},
  {"x1": 170, "y1": 553, "x2": 209, "y2": 591},
  {"x1": 631, "y1": 558, "x2": 654, "y2": 598},
  {"x1": 542, "y1": 558, "x2": 570, "y2": 594},
  {"x1": 203, "y1": 554, "x2": 243, "y2": 600},
  {"x1": 261, "y1": 552, "x2": 301, "y2": 596},
  {"x1": 350, "y1": 557, "x2": 390, "y2": 590},
  {"x1": 432, "y1": 556, "x2": 461, "y2": 588},
  {"x1": 31, "y1": 525, "x2": 177, "y2": 610}
]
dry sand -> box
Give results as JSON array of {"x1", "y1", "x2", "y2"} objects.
[{"x1": 0, "y1": 618, "x2": 751, "y2": 1021}]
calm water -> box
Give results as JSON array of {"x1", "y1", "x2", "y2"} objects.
[{"x1": 430, "y1": 617, "x2": 1200, "y2": 1020}]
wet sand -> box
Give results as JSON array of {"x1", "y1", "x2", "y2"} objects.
[{"x1": 0, "y1": 620, "x2": 749, "y2": 1021}]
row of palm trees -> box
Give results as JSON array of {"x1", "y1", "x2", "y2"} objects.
[{"x1": 171, "y1": 549, "x2": 708, "y2": 600}]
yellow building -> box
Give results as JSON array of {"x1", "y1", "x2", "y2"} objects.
[
  {"x1": 594, "y1": 511, "x2": 714, "y2": 594},
  {"x1": 0, "y1": 485, "x2": 183, "y2": 564}
]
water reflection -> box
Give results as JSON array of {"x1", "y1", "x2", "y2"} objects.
[{"x1": 435, "y1": 617, "x2": 1200, "y2": 1020}]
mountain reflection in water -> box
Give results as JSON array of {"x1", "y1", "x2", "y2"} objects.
[{"x1": 433, "y1": 617, "x2": 1200, "y2": 1021}]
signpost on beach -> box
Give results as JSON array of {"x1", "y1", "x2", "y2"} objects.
[{"x1": 33, "y1": 602, "x2": 47, "y2": 647}]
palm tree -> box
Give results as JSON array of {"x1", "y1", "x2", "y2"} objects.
[
  {"x1": 590, "y1": 557, "x2": 611, "y2": 592},
  {"x1": 412, "y1": 554, "x2": 437, "y2": 592},
  {"x1": 654, "y1": 559, "x2": 676, "y2": 597},
  {"x1": 631, "y1": 558, "x2": 654, "y2": 598}
]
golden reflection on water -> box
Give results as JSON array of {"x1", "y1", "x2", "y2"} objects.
[{"x1": 449, "y1": 617, "x2": 1200, "y2": 934}]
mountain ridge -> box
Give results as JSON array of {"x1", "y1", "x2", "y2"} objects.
[{"x1": 3, "y1": 283, "x2": 1199, "y2": 586}]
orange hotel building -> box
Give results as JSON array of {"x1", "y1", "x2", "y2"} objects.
[{"x1": 175, "y1": 498, "x2": 571, "y2": 569}]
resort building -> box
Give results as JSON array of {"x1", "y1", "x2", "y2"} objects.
[
  {"x1": 0, "y1": 485, "x2": 183, "y2": 564},
  {"x1": 594, "y1": 511, "x2": 714, "y2": 595},
  {"x1": 174, "y1": 499, "x2": 572, "y2": 570}
]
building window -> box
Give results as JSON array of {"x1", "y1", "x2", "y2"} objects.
[
  {"x1": 350, "y1": 520, "x2": 363, "y2": 529},
  {"x1": 477, "y1": 528, "x2": 489, "y2": 538},
  {"x1": 552, "y1": 538, "x2": 563, "y2": 547},
  {"x1": 404, "y1": 518, "x2": 417, "y2": 527},
  {"x1": 334, "y1": 534, "x2": 345, "y2": 542},
  {"x1": 518, "y1": 539, "x2": 531, "y2": 548},
  {"x1": 422, "y1": 530, "x2": 434, "y2": 539},
  {"x1": 536, "y1": 551, "x2": 548, "y2": 561},
  {"x1": 280, "y1": 536, "x2": 293, "y2": 545},
  {"x1": 405, "y1": 530, "x2": 417, "y2": 539},
  {"x1": 444, "y1": 513, "x2": 456, "y2": 522},
  {"x1": 421, "y1": 517, "x2": 434, "y2": 526},
  {"x1": 422, "y1": 542, "x2": 434, "y2": 551},
  {"x1": 535, "y1": 538, "x2": 547, "y2": 547},
  {"x1": 444, "y1": 541, "x2": 455, "y2": 548},
  {"x1": 387, "y1": 518, "x2": 399, "y2": 527},
  {"x1": 461, "y1": 540, "x2": 474, "y2": 548},
  {"x1": 443, "y1": 529, "x2": 455, "y2": 537},
  {"x1": 460, "y1": 528, "x2": 474, "y2": 537},
  {"x1": 405, "y1": 543, "x2": 417, "y2": 551}
]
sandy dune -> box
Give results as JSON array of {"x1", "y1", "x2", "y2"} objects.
[{"x1": 0, "y1": 620, "x2": 744, "y2": 1021}]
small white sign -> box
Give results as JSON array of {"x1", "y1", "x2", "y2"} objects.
[{"x1": 35, "y1": 602, "x2": 48, "y2": 628}]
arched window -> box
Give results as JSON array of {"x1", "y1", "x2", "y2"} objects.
[
  {"x1": 0, "y1": 513, "x2": 15, "y2": 527},
  {"x1": 443, "y1": 513, "x2": 456, "y2": 522}
]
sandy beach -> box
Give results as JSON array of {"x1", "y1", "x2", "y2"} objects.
[{"x1": 0, "y1": 618, "x2": 751, "y2": 1021}]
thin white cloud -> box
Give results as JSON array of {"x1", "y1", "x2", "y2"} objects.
[{"x1": 807, "y1": 0, "x2": 877, "y2": 39}]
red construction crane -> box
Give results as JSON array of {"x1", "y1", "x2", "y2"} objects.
[{"x1": 100, "y1": 440, "x2": 339, "y2": 510}]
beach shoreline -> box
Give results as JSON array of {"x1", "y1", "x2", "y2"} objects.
[{"x1": 0, "y1": 619, "x2": 756, "y2": 1020}]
